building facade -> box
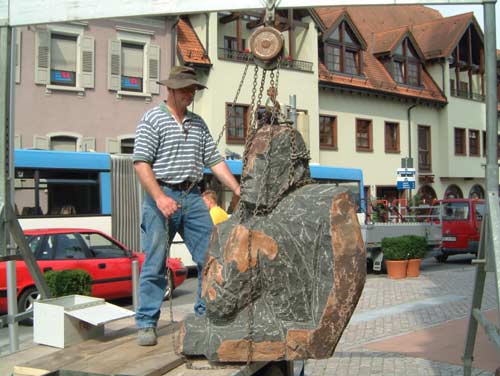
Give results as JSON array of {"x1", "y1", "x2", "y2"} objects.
[{"x1": 13, "y1": 6, "x2": 500, "y2": 209}]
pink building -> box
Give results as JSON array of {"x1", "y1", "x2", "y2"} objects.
[{"x1": 14, "y1": 17, "x2": 175, "y2": 153}]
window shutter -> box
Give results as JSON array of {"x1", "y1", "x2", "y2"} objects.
[
  {"x1": 35, "y1": 31, "x2": 50, "y2": 85},
  {"x1": 106, "y1": 138, "x2": 120, "y2": 154},
  {"x1": 33, "y1": 135, "x2": 49, "y2": 150},
  {"x1": 108, "y1": 39, "x2": 121, "y2": 91},
  {"x1": 80, "y1": 36, "x2": 95, "y2": 88},
  {"x1": 147, "y1": 44, "x2": 160, "y2": 95},
  {"x1": 81, "y1": 137, "x2": 96, "y2": 152},
  {"x1": 15, "y1": 135, "x2": 22, "y2": 149},
  {"x1": 15, "y1": 29, "x2": 21, "y2": 83}
]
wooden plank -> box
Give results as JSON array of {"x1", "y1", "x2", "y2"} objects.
[
  {"x1": 14, "y1": 321, "x2": 182, "y2": 376},
  {"x1": 63, "y1": 324, "x2": 182, "y2": 375}
]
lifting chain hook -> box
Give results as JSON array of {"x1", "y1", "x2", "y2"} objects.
[{"x1": 264, "y1": 0, "x2": 280, "y2": 25}]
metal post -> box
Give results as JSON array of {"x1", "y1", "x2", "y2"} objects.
[
  {"x1": 1, "y1": 24, "x2": 51, "y2": 354},
  {"x1": 132, "y1": 259, "x2": 139, "y2": 312},
  {"x1": 406, "y1": 104, "x2": 416, "y2": 201},
  {"x1": 463, "y1": 2, "x2": 500, "y2": 374},
  {"x1": 289, "y1": 94, "x2": 297, "y2": 129},
  {"x1": 0, "y1": 24, "x2": 20, "y2": 352}
]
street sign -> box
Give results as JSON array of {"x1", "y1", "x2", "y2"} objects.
[
  {"x1": 397, "y1": 179, "x2": 416, "y2": 190},
  {"x1": 396, "y1": 168, "x2": 416, "y2": 190}
]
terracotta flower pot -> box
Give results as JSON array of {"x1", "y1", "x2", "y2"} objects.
[
  {"x1": 407, "y1": 258, "x2": 422, "y2": 277},
  {"x1": 385, "y1": 260, "x2": 408, "y2": 279}
]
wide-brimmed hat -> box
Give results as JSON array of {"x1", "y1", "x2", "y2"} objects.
[{"x1": 157, "y1": 66, "x2": 207, "y2": 90}]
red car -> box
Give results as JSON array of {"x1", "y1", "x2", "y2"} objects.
[
  {"x1": 431, "y1": 199, "x2": 485, "y2": 262},
  {"x1": 0, "y1": 228, "x2": 187, "y2": 316}
]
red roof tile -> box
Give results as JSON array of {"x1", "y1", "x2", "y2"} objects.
[
  {"x1": 176, "y1": 17, "x2": 211, "y2": 66},
  {"x1": 372, "y1": 27, "x2": 408, "y2": 55},
  {"x1": 315, "y1": 5, "x2": 452, "y2": 104},
  {"x1": 411, "y1": 13, "x2": 475, "y2": 59}
]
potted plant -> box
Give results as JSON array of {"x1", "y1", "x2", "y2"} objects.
[
  {"x1": 405, "y1": 235, "x2": 428, "y2": 277},
  {"x1": 381, "y1": 236, "x2": 409, "y2": 279}
]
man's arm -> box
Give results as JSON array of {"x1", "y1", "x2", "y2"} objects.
[
  {"x1": 210, "y1": 161, "x2": 240, "y2": 197},
  {"x1": 134, "y1": 161, "x2": 179, "y2": 217}
]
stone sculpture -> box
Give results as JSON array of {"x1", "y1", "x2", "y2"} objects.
[{"x1": 178, "y1": 123, "x2": 366, "y2": 362}]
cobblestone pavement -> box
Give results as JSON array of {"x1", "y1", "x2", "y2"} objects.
[{"x1": 305, "y1": 262, "x2": 498, "y2": 376}]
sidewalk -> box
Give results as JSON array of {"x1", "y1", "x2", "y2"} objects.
[
  {"x1": 305, "y1": 261, "x2": 499, "y2": 375},
  {"x1": 1, "y1": 261, "x2": 499, "y2": 376}
]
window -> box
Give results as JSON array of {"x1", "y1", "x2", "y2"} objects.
[
  {"x1": 454, "y1": 128, "x2": 466, "y2": 155},
  {"x1": 223, "y1": 36, "x2": 245, "y2": 59},
  {"x1": 15, "y1": 168, "x2": 101, "y2": 217},
  {"x1": 469, "y1": 184, "x2": 485, "y2": 199},
  {"x1": 385, "y1": 122, "x2": 400, "y2": 153},
  {"x1": 108, "y1": 31, "x2": 160, "y2": 98},
  {"x1": 444, "y1": 184, "x2": 463, "y2": 199},
  {"x1": 35, "y1": 24, "x2": 94, "y2": 91},
  {"x1": 50, "y1": 135, "x2": 77, "y2": 151},
  {"x1": 121, "y1": 43, "x2": 143, "y2": 92},
  {"x1": 469, "y1": 130, "x2": 480, "y2": 156},
  {"x1": 482, "y1": 131, "x2": 486, "y2": 157},
  {"x1": 392, "y1": 38, "x2": 421, "y2": 86},
  {"x1": 120, "y1": 138, "x2": 135, "y2": 154},
  {"x1": 324, "y1": 21, "x2": 362, "y2": 76},
  {"x1": 418, "y1": 125, "x2": 431, "y2": 172},
  {"x1": 50, "y1": 34, "x2": 77, "y2": 86},
  {"x1": 356, "y1": 118, "x2": 372, "y2": 152},
  {"x1": 226, "y1": 104, "x2": 248, "y2": 143},
  {"x1": 319, "y1": 115, "x2": 337, "y2": 149}
]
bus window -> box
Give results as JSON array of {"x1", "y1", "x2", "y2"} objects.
[
  {"x1": 15, "y1": 168, "x2": 101, "y2": 217},
  {"x1": 311, "y1": 178, "x2": 361, "y2": 212}
]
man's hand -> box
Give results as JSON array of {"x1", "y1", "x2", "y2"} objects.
[{"x1": 156, "y1": 193, "x2": 180, "y2": 218}]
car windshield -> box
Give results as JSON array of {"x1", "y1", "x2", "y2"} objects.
[{"x1": 438, "y1": 202, "x2": 470, "y2": 221}]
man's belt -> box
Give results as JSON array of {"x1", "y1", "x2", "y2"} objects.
[{"x1": 158, "y1": 180, "x2": 197, "y2": 191}]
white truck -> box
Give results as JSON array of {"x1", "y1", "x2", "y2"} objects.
[{"x1": 361, "y1": 217, "x2": 442, "y2": 271}]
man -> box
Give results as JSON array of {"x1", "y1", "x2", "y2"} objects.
[
  {"x1": 133, "y1": 66, "x2": 240, "y2": 346},
  {"x1": 202, "y1": 190, "x2": 229, "y2": 225}
]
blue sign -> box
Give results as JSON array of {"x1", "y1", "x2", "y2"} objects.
[{"x1": 397, "y1": 179, "x2": 416, "y2": 190}]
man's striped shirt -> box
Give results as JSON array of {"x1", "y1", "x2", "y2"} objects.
[{"x1": 133, "y1": 102, "x2": 222, "y2": 184}]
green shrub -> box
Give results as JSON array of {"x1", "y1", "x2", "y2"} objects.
[
  {"x1": 382, "y1": 235, "x2": 428, "y2": 261},
  {"x1": 405, "y1": 235, "x2": 428, "y2": 259},
  {"x1": 381, "y1": 237, "x2": 409, "y2": 260},
  {"x1": 44, "y1": 269, "x2": 93, "y2": 297}
]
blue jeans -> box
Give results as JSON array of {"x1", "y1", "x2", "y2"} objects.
[{"x1": 135, "y1": 186, "x2": 213, "y2": 328}]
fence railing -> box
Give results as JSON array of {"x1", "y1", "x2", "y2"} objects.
[
  {"x1": 450, "y1": 87, "x2": 485, "y2": 102},
  {"x1": 217, "y1": 48, "x2": 313, "y2": 72}
]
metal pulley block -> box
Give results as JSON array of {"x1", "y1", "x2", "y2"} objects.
[{"x1": 249, "y1": 26, "x2": 284, "y2": 70}]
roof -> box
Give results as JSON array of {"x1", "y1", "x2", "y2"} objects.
[
  {"x1": 176, "y1": 17, "x2": 211, "y2": 67},
  {"x1": 315, "y1": 5, "x2": 449, "y2": 104},
  {"x1": 411, "y1": 13, "x2": 479, "y2": 60}
]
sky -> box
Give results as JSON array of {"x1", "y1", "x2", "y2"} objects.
[{"x1": 428, "y1": 3, "x2": 500, "y2": 49}]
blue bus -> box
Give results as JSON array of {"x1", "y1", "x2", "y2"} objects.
[{"x1": 14, "y1": 149, "x2": 365, "y2": 266}]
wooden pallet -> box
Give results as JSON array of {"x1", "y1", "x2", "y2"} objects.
[{"x1": 14, "y1": 322, "x2": 184, "y2": 376}]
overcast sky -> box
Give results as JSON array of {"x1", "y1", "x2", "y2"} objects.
[{"x1": 428, "y1": 3, "x2": 500, "y2": 49}]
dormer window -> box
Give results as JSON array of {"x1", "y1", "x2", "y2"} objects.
[
  {"x1": 324, "y1": 21, "x2": 362, "y2": 76},
  {"x1": 392, "y1": 38, "x2": 421, "y2": 86}
]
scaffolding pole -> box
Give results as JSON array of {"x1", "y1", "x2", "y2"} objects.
[{"x1": 463, "y1": 1, "x2": 500, "y2": 375}]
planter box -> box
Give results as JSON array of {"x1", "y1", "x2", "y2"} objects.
[{"x1": 33, "y1": 295, "x2": 134, "y2": 348}]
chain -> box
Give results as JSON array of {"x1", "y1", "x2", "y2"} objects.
[
  {"x1": 171, "y1": 59, "x2": 253, "y2": 366},
  {"x1": 175, "y1": 57, "x2": 253, "y2": 207},
  {"x1": 164, "y1": 217, "x2": 177, "y2": 353},
  {"x1": 248, "y1": 64, "x2": 260, "y2": 132}
]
